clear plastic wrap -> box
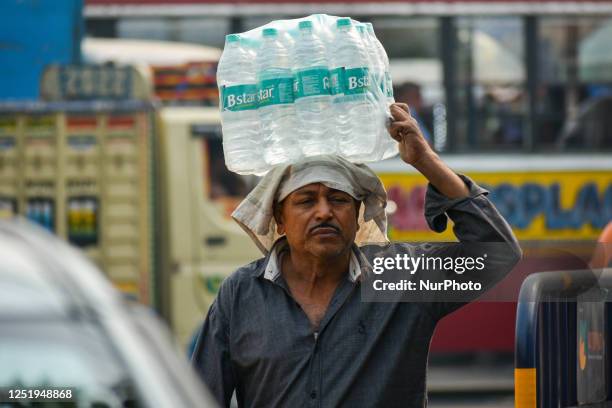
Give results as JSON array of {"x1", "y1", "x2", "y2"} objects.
[{"x1": 217, "y1": 14, "x2": 397, "y2": 175}]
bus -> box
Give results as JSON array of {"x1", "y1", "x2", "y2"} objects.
[{"x1": 85, "y1": 0, "x2": 612, "y2": 360}]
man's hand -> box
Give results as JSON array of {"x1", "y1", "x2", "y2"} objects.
[
  {"x1": 388, "y1": 103, "x2": 469, "y2": 198},
  {"x1": 388, "y1": 103, "x2": 434, "y2": 167}
]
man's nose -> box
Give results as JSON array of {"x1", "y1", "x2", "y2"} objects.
[{"x1": 314, "y1": 198, "x2": 333, "y2": 220}]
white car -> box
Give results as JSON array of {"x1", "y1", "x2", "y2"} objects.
[{"x1": 0, "y1": 219, "x2": 217, "y2": 408}]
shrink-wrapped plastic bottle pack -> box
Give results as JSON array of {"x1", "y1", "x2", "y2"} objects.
[{"x1": 217, "y1": 14, "x2": 397, "y2": 175}]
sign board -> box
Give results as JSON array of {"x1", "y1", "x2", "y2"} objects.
[
  {"x1": 41, "y1": 65, "x2": 152, "y2": 101},
  {"x1": 379, "y1": 170, "x2": 612, "y2": 242}
]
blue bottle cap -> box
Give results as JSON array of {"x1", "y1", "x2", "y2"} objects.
[
  {"x1": 226, "y1": 34, "x2": 240, "y2": 43},
  {"x1": 336, "y1": 18, "x2": 352, "y2": 28},
  {"x1": 299, "y1": 20, "x2": 313, "y2": 29},
  {"x1": 263, "y1": 28, "x2": 278, "y2": 37}
]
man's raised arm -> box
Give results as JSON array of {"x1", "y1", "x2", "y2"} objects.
[
  {"x1": 389, "y1": 103, "x2": 469, "y2": 199},
  {"x1": 388, "y1": 103, "x2": 522, "y2": 318}
]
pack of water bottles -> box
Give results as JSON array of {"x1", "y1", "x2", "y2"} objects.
[{"x1": 217, "y1": 14, "x2": 397, "y2": 175}]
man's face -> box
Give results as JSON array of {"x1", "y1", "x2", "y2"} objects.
[{"x1": 275, "y1": 183, "x2": 360, "y2": 260}]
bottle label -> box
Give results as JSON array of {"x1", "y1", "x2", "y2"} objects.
[
  {"x1": 294, "y1": 67, "x2": 331, "y2": 99},
  {"x1": 384, "y1": 71, "x2": 394, "y2": 98},
  {"x1": 330, "y1": 67, "x2": 370, "y2": 95},
  {"x1": 330, "y1": 67, "x2": 345, "y2": 95},
  {"x1": 258, "y1": 77, "x2": 295, "y2": 107},
  {"x1": 344, "y1": 67, "x2": 370, "y2": 95},
  {"x1": 220, "y1": 84, "x2": 259, "y2": 112}
]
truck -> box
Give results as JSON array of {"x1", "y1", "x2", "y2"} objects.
[{"x1": 0, "y1": 56, "x2": 260, "y2": 348}]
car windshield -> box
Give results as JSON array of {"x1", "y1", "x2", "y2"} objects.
[
  {"x1": 0, "y1": 236, "x2": 69, "y2": 316},
  {"x1": 0, "y1": 320, "x2": 144, "y2": 407}
]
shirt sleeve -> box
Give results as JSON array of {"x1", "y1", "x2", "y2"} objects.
[
  {"x1": 420, "y1": 174, "x2": 522, "y2": 319},
  {"x1": 192, "y1": 282, "x2": 236, "y2": 408}
]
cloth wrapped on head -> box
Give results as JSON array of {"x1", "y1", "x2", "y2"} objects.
[{"x1": 232, "y1": 155, "x2": 389, "y2": 254}]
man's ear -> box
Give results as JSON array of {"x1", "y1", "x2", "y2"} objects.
[
  {"x1": 273, "y1": 201, "x2": 285, "y2": 235},
  {"x1": 354, "y1": 199, "x2": 361, "y2": 231}
]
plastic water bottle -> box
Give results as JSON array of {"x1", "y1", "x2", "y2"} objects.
[
  {"x1": 366, "y1": 23, "x2": 394, "y2": 104},
  {"x1": 330, "y1": 18, "x2": 381, "y2": 161},
  {"x1": 292, "y1": 20, "x2": 334, "y2": 156},
  {"x1": 217, "y1": 34, "x2": 266, "y2": 174},
  {"x1": 357, "y1": 24, "x2": 383, "y2": 99},
  {"x1": 257, "y1": 28, "x2": 301, "y2": 166},
  {"x1": 364, "y1": 22, "x2": 398, "y2": 159}
]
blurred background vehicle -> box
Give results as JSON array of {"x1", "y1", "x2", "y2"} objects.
[
  {"x1": 515, "y1": 267, "x2": 612, "y2": 407},
  {"x1": 1, "y1": 0, "x2": 612, "y2": 406},
  {"x1": 0, "y1": 219, "x2": 217, "y2": 408},
  {"x1": 0, "y1": 43, "x2": 260, "y2": 360}
]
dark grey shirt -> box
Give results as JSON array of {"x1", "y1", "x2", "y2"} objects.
[{"x1": 192, "y1": 175, "x2": 521, "y2": 408}]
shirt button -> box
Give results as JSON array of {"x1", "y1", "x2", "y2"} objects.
[{"x1": 310, "y1": 391, "x2": 317, "y2": 399}]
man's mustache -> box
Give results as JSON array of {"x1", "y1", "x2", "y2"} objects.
[{"x1": 310, "y1": 222, "x2": 340, "y2": 234}]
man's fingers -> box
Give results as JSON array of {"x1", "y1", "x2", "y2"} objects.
[
  {"x1": 395, "y1": 103, "x2": 411, "y2": 115},
  {"x1": 390, "y1": 103, "x2": 412, "y2": 121},
  {"x1": 389, "y1": 129, "x2": 402, "y2": 142},
  {"x1": 389, "y1": 120, "x2": 415, "y2": 132},
  {"x1": 390, "y1": 102, "x2": 410, "y2": 114},
  {"x1": 388, "y1": 122, "x2": 402, "y2": 142},
  {"x1": 390, "y1": 117, "x2": 419, "y2": 131},
  {"x1": 389, "y1": 120, "x2": 417, "y2": 140},
  {"x1": 389, "y1": 103, "x2": 420, "y2": 142}
]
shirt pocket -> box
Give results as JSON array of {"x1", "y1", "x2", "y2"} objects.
[
  {"x1": 324, "y1": 303, "x2": 393, "y2": 354},
  {"x1": 231, "y1": 304, "x2": 312, "y2": 370}
]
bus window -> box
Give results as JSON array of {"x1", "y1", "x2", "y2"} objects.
[
  {"x1": 455, "y1": 16, "x2": 526, "y2": 151},
  {"x1": 538, "y1": 17, "x2": 612, "y2": 151}
]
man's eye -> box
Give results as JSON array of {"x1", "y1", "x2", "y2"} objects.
[
  {"x1": 331, "y1": 196, "x2": 350, "y2": 203},
  {"x1": 297, "y1": 199, "x2": 314, "y2": 205}
]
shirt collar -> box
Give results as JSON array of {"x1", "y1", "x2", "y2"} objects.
[{"x1": 261, "y1": 238, "x2": 363, "y2": 283}]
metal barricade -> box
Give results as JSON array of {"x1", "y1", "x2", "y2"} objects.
[{"x1": 515, "y1": 269, "x2": 612, "y2": 408}]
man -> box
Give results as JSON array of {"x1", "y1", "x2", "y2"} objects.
[
  {"x1": 192, "y1": 103, "x2": 521, "y2": 407},
  {"x1": 395, "y1": 82, "x2": 432, "y2": 142},
  {"x1": 591, "y1": 221, "x2": 612, "y2": 269}
]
